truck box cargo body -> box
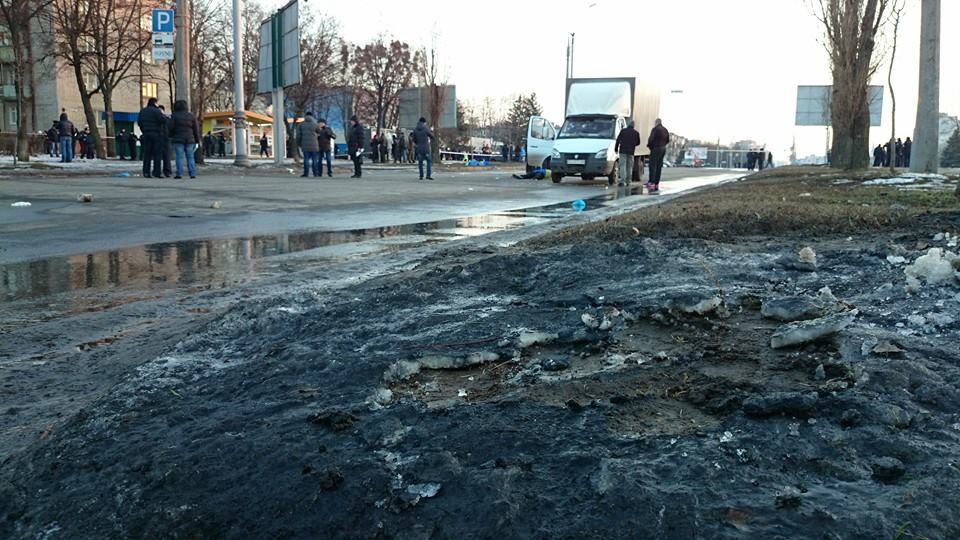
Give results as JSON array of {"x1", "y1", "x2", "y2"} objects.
[{"x1": 526, "y1": 77, "x2": 659, "y2": 184}]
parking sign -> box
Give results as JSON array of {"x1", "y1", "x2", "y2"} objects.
[{"x1": 152, "y1": 9, "x2": 174, "y2": 34}]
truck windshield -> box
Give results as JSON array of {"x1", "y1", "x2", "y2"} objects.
[{"x1": 558, "y1": 118, "x2": 616, "y2": 139}]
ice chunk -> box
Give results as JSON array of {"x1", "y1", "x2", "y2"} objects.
[
  {"x1": 770, "y1": 310, "x2": 858, "y2": 349},
  {"x1": 10, "y1": 201, "x2": 31, "y2": 207},
  {"x1": 799, "y1": 247, "x2": 817, "y2": 266},
  {"x1": 886, "y1": 255, "x2": 907, "y2": 265},
  {"x1": 581, "y1": 313, "x2": 600, "y2": 329},
  {"x1": 516, "y1": 331, "x2": 558, "y2": 349},
  {"x1": 761, "y1": 296, "x2": 823, "y2": 322},
  {"x1": 905, "y1": 248, "x2": 960, "y2": 286}
]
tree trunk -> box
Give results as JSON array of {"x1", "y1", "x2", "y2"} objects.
[
  {"x1": 14, "y1": 57, "x2": 29, "y2": 162},
  {"x1": 72, "y1": 61, "x2": 103, "y2": 159},
  {"x1": 103, "y1": 87, "x2": 116, "y2": 158}
]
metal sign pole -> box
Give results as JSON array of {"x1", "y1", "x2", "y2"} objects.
[
  {"x1": 232, "y1": 0, "x2": 250, "y2": 166},
  {"x1": 272, "y1": 11, "x2": 285, "y2": 165}
]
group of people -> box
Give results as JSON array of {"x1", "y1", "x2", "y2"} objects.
[
  {"x1": 614, "y1": 118, "x2": 670, "y2": 193},
  {"x1": 873, "y1": 137, "x2": 912, "y2": 168},
  {"x1": 204, "y1": 132, "x2": 228, "y2": 158},
  {"x1": 295, "y1": 115, "x2": 436, "y2": 180},
  {"x1": 46, "y1": 114, "x2": 96, "y2": 162},
  {"x1": 746, "y1": 149, "x2": 773, "y2": 171},
  {"x1": 136, "y1": 97, "x2": 201, "y2": 179}
]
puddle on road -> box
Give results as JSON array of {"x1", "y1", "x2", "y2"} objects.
[{"x1": 0, "y1": 190, "x2": 635, "y2": 302}]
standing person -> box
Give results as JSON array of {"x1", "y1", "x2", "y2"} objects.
[
  {"x1": 873, "y1": 144, "x2": 885, "y2": 167},
  {"x1": 396, "y1": 129, "x2": 406, "y2": 163},
  {"x1": 203, "y1": 132, "x2": 213, "y2": 157},
  {"x1": 157, "y1": 105, "x2": 172, "y2": 177},
  {"x1": 58, "y1": 113, "x2": 74, "y2": 163},
  {"x1": 903, "y1": 137, "x2": 912, "y2": 168},
  {"x1": 77, "y1": 128, "x2": 88, "y2": 159},
  {"x1": 370, "y1": 132, "x2": 380, "y2": 163},
  {"x1": 217, "y1": 133, "x2": 226, "y2": 157},
  {"x1": 894, "y1": 138, "x2": 903, "y2": 167},
  {"x1": 391, "y1": 134, "x2": 400, "y2": 163},
  {"x1": 645, "y1": 118, "x2": 670, "y2": 193},
  {"x1": 408, "y1": 132, "x2": 416, "y2": 163},
  {"x1": 413, "y1": 117, "x2": 435, "y2": 180},
  {"x1": 766, "y1": 151, "x2": 774, "y2": 169},
  {"x1": 46, "y1": 121, "x2": 60, "y2": 158},
  {"x1": 84, "y1": 128, "x2": 95, "y2": 159},
  {"x1": 347, "y1": 115, "x2": 365, "y2": 178},
  {"x1": 614, "y1": 120, "x2": 641, "y2": 186},
  {"x1": 260, "y1": 134, "x2": 270, "y2": 158},
  {"x1": 296, "y1": 112, "x2": 321, "y2": 177},
  {"x1": 379, "y1": 133, "x2": 389, "y2": 164},
  {"x1": 137, "y1": 97, "x2": 166, "y2": 178},
  {"x1": 317, "y1": 118, "x2": 336, "y2": 177},
  {"x1": 169, "y1": 99, "x2": 201, "y2": 179},
  {"x1": 883, "y1": 140, "x2": 892, "y2": 167},
  {"x1": 757, "y1": 147, "x2": 766, "y2": 171},
  {"x1": 127, "y1": 131, "x2": 138, "y2": 161},
  {"x1": 117, "y1": 129, "x2": 128, "y2": 160}
]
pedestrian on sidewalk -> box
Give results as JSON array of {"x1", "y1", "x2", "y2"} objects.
[
  {"x1": 217, "y1": 133, "x2": 226, "y2": 158},
  {"x1": 873, "y1": 144, "x2": 884, "y2": 167},
  {"x1": 260, "y1": 134, "x2": 270, "y2": 158},
  {"x1": 348, "y1": 115, "x2": 365, "y2": 178},
  {"x1": 903, "y1": 137, "x2": 912, "y2": 168},
  {"x1": 47, "y1": 121, "x2": 60, "y2": 158},
  {"x1": 137, "y1": 97, "x2": 165, "y2": 178},
  {"x1": 614, "y1": 120, "x2": 641, "y2": 186},
  {"x1": 127, "y1": 132, "x2": 138, "y2": 161},
  {"x1": 117, "y1": 130, "x2": 128, "y2": 160},
  {"x1": 169, "y1": 99, "x2": 201, "y2": 179},
  {"x1": 158, "y1": 105, "x2": 173, "y2": 177},
  {"x1": 78, "y1": 128, "x2": 88, "y2": 160},
  {"x1": 203, "y1": 132, "x2": 214, "y2": 157},
  {"x1": 317, "y1": 118, "x2": 336, "y2": 177},
  {"x1": 413, "y1": 117, "x2": 435, "y2": 180},
  {"x1": 397, "y1": 129, "x2": 407, "y2": 163},
  {"x1": 297, "y1": 112, "x2": 322, "y2": 177},
  {"x1": 58, "y1": 113, "x2": 74, "y2": 163},
  {"x1": 646, "y1": 118, "x2": 670, "y2": 193}
]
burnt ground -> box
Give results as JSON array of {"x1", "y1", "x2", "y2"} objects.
[{"x1": 2, "y1": 168, "x2": 960, "y2": 539}]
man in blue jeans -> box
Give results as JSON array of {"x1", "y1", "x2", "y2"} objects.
[
  {"x1": 317, "y1": 118, "x2": 336, "y2": 177},
  {"x1": 412, "y1": 117, "x2": 435, "y2": 180},
  {"x1": 296, "y1": 112, "x2": 321, "y2": 177},
  {"x1": 58, "y1": 113, "x2": 74, "y2": 163}
]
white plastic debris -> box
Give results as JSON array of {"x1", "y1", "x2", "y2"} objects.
[
  {"x1": 886, "y1": 255, "x2": 907, "y2": 265},
  {"x1": 210, "y1": 201, "x2": 222, "y2": 209},
  {"x1": 905, "y1": 248, "x2": 960, "y2": 286},
  {"x1": 10, "y1": 201, "x2": 31, "y2": 207},
  {"x1": 719, "y1": 431, "x2": 734, "y2": 444},
  {"x1": 457, "y1": 389, "x2": 467, "y2": 398},
  {"x1": 799, "y1": 247, "x2": 817, "y2": 266},
  {"x1": 77, "y1": 193, "x2": 94, "y2": 203}
]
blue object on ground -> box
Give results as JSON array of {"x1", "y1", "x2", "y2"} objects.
[
  {"x1": 572, "y1": 199, "x2": 586, "y2": 212},
  {"x1": 114, "y1": 171, "x2": 132, "y2": 177}
]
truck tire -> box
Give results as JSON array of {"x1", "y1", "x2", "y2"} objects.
[
  {"x1": 552, "y1": 174, "x2": 564, "y2": 184},
  {"x1": 607, "y1": 160, "x2": 619, "y2": 185}
]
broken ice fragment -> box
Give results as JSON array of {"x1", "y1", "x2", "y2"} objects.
[
  {"x1": 769, "y1": 310, "x2": 857, "y2": 349},
  {"x1": 905, "y1": 248, "x2": 960, "y2": 286},
  {"x1": 457, "y1": 389, "x2": 467, "y2": 398},
  {"x1": 406, "y1": 483, "x2": 441, "y2": 499},
  {"x1": 719, "y1": 431, "x2": 734, "y2": 444},
  {"x1": 798, "y1": 247, "x2": 817, "y2": 267},
  {"x1": 581, "y1": 313, "x2": 600, "y2": 329},
  {"x1": 761, "y1": 296, "x2": 823, "y2": 322}
]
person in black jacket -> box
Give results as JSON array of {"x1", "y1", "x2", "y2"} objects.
[
  {"x1": 347, "y1": 115, "x2": 365, "y2": 178},
  {"x1": 137, "y1": 97, "x2": 166, "y2": 178},
  {"x1": 127, "y1": 132, "x2": 139, "y2": 161},
  {"x1": 117, "y1": 129, "x2": 128, "y2": 160},
  {"x1": 47, "y1": 122, "x2": 60, "y2": 158},
  {"x1": 57, "y1": 113, "x2": 74, "y2": 163},
  {"x1": 646, "y1": 118, "x2": 670, "y2": 193},
  {"x1": 412, "y1": 117, "x2": 435, "y2": 180},
  {"x1": 217, "y1": 133, "x2": 226, "y2": 157},
  {"x1": 158, "y1": 105, "x2": 173, "y2": 176},
  {"x1": 169, "y1": 99, "x2": 201, "y2": 179},
  {"x1": 614, "y1": 120, "x2": 641, "y2": 186},
  {"x1": 872, "y1": 144, "x2": 884, "y2": 167},
  {"x1": 317, "y1": 118, "x2": 336, "y2": 177}
]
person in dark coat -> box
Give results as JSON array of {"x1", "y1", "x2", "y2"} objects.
[
  {"x1": 412, "y1": 117, "x2": 435, "y2": 180},
  {"x1": 77, "y1": 128, "x2": 88, "y2": 159},
  {"x1": 317, "y1": 118, "x2": 336, "y2": 177},
  {"x1": 47, "y1": 122, "x2": 60, "y2": 157},
  {"x1": 157, "y1": 105, "x2": 172, "y2": 176},
  {"x1": 883, "y1": 141, "x2": 892, "y2": 167},
  {"x1": 169, "y1": 99, "x2": 201, "y2": 179},
  {"x1": 217, "y1": 133, "x2": 226, "y2": 157},
  {"x1": 903, "y1": 137, "x2": 912, "y2": 168},
  {"x1": 57, "y1": 113, "x2": 74, "y2": 163},
  {"x1": 127, "y1": 131, "x2": 139, "y2": 161},
  {"x1": 137, "y1": 97, "x2": 166, "y2": 178},
  {"x1": 260, "y1": 134, "x2": 269, "y2": 158},
  {"x1": 645, "y1": 118, "x2": 670, "y2": 193},
  {"x1": 614, "y1": 120, "x2": 641, "y2": 185},
  {"x1": 203, "y1": 132, "x2": 214, "y2": 157},
  {"x1": 117, "y1": 129, "x2": 128, "y2": 160},
  {"x1": 347, "y1": 115, "x2": 365, "y2": 178},
  {"x1": 379, "y1": 134, "x2": 388, "y2": 164},
  {"x1": 895, "y1": 138, "x2": 904, "y2": 167},
  {"x1": 296, "y1": 112, "x2": 322, "y2": 177},
  {"x1": 873, "y1": 144, "x2": 884, "y2": 167},
  {"x1": 396, "y1": 129, "x2": 406, "y2": 163}
]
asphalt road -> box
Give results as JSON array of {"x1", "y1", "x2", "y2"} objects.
[{"x1": 0, "y1": 164, "x2": 733, "y2": 264}]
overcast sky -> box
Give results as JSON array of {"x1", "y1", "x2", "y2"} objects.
[{"x1": 267, "y1": 0, "x2": 958, "y2": 159}]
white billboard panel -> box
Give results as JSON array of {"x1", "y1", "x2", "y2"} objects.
[{"x1": 795, "y1": 85, "x2": 883, "y2": 127}]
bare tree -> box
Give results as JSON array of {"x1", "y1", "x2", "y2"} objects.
[
  {"x1": 285, "y1": 12, "x2": 342, "y2": 116},
  {"x1": 49, "y1": 0, "x2": 103, "y2": 156},
  {"x1": 242, "y1": 0, "x2": 264, "y2": 111},
  {"x1": 352, "y1": 37, "x2": 418, "y2": 131},
  {"x1": 0, "y1": 0, "x2": 52, "y2": 161},
  {"x1": 813, "y1": 0, "x2": 892, "y2": 170},
  {"x1": 417, "y1": 38, "x2": 450, "y2": 159},
  {"x1": 190, "y1": 0, "x2": 231, "y2": 163},
  {"x1": 885, "y1": 0, "x2": 905, "y2": 173},
  {"x1": 85, "y1": 0, "x2": 152, "y2": 157}
]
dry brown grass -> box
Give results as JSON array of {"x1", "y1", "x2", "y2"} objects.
[{"x1": 537, "y1": 166, "x2": 960, "y2": 246}]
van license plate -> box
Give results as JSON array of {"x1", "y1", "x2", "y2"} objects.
[{"x1": 567, "y1": 159, "x2": 585, "y2": 165}]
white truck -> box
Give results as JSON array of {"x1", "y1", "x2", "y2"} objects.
[{"x1": 526, "y1": 77, "x2": 659, "y2": 184}]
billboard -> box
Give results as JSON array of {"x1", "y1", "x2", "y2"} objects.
[
  {"x1": 795, "y1": 85, "x2": 883, "y2": 127},
  {"x1": 257, "y1": 0, "x2": 301, "y2": 93},
  {"x1": 397, "y1": 86, "x2": 457, "y2": 130},
  {"x1": 685, "y1": 147, "x2": 708, "y2": 161}
]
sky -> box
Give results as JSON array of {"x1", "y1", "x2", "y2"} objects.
[{"x1": 266, "y1": 0, "x2": 958, "y2": 160}]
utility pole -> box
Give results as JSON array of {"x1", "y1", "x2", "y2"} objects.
[
  {"x1": 232, "y1": 0, "x2": 250, "y2": 166},
  {"x1": 910, "y1": 0, "x2": 940, "y2": 173},
  {"x1": 174, "y1": 0, "x2": 191, "y2": 108}
]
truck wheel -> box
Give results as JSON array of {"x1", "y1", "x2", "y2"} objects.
[
  {"x1": 607, "y1": 160, "x2": 619, "y2": 185},
  {"x1": 552, "y1": 174, "x2": 563, "y2": 184}
]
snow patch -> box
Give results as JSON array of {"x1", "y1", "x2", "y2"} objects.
[{"x1": 905, "y1": 248, "x2": 960, "y2": 286}]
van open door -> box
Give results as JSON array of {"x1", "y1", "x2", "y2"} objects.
[{"x1": 525, "y1": 116, "x2": 556, "y2": 172}]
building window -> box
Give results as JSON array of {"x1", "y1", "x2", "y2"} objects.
[
  {"x1": 95, "y1": 109, "x2": 105, "y2": 128},
  {"x1": 141, "y1": 82, "x2": 158, "y2": 99},
  {"x1": 8, "y1": 107, "x2": 17, "y2": 128}
]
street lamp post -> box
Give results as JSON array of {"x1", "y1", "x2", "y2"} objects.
[{"x1": 232, "y1": 0, "x2": 250, "y2": 167}]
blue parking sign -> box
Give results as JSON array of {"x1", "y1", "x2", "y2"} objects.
[{"x1": 152, "y1": 9, "x2": 174, "y2": 33}]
